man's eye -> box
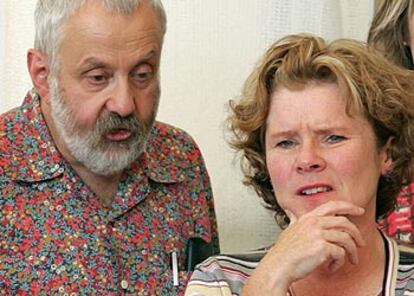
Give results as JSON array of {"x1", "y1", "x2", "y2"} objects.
[
  {"x1": 326, "y1": 135, "x2": 346, "y2": 143},
  {"x1": 89, "y1": 75, "x2": 106, "y2": 82},
  {"x1": 276, "y1": 140, "x2": 296, "y2": 149},
  {"x1": 86, "y1": 70, "x2": 109, "y2": 85},
  {"x1": 131, "y1": 65, "x2": 154, "y2": 83},
  {"x1": 135, "y1": 71, "x2": 152, "y2": 80}
]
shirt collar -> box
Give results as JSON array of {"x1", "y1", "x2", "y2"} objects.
[
  {"x1": 2, "y1": 90, "x2": 190, "y2": 184},
  {"x1": 1, "y1": 90, "x2": 64, "y2": 182},
  {"x1": 382, "y1": 231, "x2": 400, "y2": 296}
]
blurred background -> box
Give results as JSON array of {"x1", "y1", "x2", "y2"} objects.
[{"x1": 0, "y1": 0, "x2": 375, "y2": 252}]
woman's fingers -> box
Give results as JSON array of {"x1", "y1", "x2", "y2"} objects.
[
  {"x1": 327, "y1": 244, "x2": 346, "y2": 273},
  {"x1": 319, "y1": 215, "x2": 366, "y2": 247},
  {"x1": 323, "y1": 229, "x2": 359, "y2": 265},
  {"x1": 279, "y1": 202, "x2": 366, "y2": 273},
  {"x1": 300, "y1": 205, "x2": 365, "y2": 266},
  {"x1": 245, "y1": 201, "x2": 366, "y2": 293},
  {"x1": 308, "y1": 200, "x2": 365, "y2": 218}
]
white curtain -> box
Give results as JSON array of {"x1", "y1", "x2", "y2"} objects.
[
  {"x1": 0, "y1": 1, "x2": 36, "y2": 111},
  {"x1": 0, "y1": 0, "x2": 374, "y2": 252}
]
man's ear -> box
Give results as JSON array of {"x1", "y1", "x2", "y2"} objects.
[
  {"x1": 381, "y1": 137, "x2": 394, "y2": 175},
  {"x1": 27, "y1": 49, "x2": 50, "y2": 101}
]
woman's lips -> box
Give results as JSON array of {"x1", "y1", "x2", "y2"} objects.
[
  {"x1": 296, "y1": 184, "x2": 333, "y2": 196},
  {"x1": 105, "y1": 129, "x2": 132, "y2": 141}
]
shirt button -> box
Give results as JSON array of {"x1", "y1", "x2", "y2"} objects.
[{"x1": 121, "y1": 280, "x2": 129, "y2": 289}]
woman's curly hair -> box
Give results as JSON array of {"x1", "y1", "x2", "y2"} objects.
[
  {"x1": 368, "y1": 0, "x2": 414, "y2": 69},
  {"x1": 228, "y1": 34, "x2": 414, "y2": 228}
]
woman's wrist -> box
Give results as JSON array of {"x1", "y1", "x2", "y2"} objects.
[{"x1": 241, "y1": 258, "x2": 292, "y2": 296}]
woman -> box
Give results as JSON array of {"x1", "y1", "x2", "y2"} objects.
[
  {"x1": 368, "y1": 0, "x2": 414, "y2": 243},
  {"x1": 185, "y1": 34, "x2": 414, "y2": 295}
]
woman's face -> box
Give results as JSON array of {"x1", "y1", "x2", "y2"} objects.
[{"x1": 265, "y1": 82, "x2": 392, "y2": 219}]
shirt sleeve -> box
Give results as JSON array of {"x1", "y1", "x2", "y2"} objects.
[
  {"x1": 183, "y1": 132, "x2": 220, "y2": 254},
  {"x1": 185, "y1": 254, "x2": 257, "y2": 296},
  {"x1": 196, "y1": 149, "x2": 220, "y2": 254},
  {"x1": 184, "y1": 259, "x2": 233, "y2": 296}
]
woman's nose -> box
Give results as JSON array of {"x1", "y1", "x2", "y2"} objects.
[{"x1": 295, "y1": 144, "x2": 326, "y2": 173}]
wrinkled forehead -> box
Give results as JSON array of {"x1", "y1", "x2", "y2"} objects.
[{"x1": 270, "y1": 79, "x2": 364, "y2": 120}]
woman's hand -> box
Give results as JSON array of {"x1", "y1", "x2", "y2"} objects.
[{"x1": 241, "y1": 201, "x2": 366, "y2": 296}]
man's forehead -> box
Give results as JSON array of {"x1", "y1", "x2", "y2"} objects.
[
  {"x1": 59, "y1": 0, "x2": 163, "y2": 48},
  {"x1": 63, "y1": 0, "x2": 163, "y2": 34}
]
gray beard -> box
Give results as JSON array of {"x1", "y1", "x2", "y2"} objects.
[{"x1": 48, "y1": 77, "x2": 158, "y2": 176}]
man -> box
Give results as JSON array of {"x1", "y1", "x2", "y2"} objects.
[{"x1": 0, "y1": 0, "x2": 219, "y2": 294}]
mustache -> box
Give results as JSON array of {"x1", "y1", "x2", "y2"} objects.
[{"x1": 94, "y1": 112, "x2": 144, "y2": 136}]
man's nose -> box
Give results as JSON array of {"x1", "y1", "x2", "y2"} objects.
[
  {"x1": 105, "y1": 78, "x2": 135, "y2": 117},
  {"x1": 295, "y1": 143, "x2": 326, "y2": 173}
]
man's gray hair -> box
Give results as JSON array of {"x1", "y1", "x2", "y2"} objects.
[{"x1": 34, "y1": 0, "x2": 166, "y2": 75}]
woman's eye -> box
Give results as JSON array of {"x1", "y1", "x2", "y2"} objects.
[
  {"x1": 326, "y1": 135, "x2": 346, "y2": 143},
  {"x1": 276, "y1": 140, "x2": 296, "y2": 149}
]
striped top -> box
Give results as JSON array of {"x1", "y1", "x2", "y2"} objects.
[{"x1": 185, "y1": 234, "x2": 414, "y2": 296}]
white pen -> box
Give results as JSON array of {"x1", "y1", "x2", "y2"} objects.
[{"x1": 171, "y1": 251, "x2": 179, "y2": 286}]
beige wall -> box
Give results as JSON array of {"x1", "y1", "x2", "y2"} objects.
[{"x1": 0, "y1": 0, "x2": 375, "y2": 252}]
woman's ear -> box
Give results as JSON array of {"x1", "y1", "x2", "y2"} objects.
[
  {"x1": 381, "y1": 137, "x2": 394, "y2": 175},
  {"x1": 27, "y1": 49, "x2": 51, "y2": 102}
]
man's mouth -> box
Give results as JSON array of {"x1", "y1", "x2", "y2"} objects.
[
  {"x1": 298, "y1": 185, "x2": 333, "y2": 196},
  {"x1": 105, "y1": 129, "x2": 132, "y2": 141}
]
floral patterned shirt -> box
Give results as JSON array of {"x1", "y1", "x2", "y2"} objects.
[{"x1": 0, "y1": 90, "x2": 219, "y2": 295}]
